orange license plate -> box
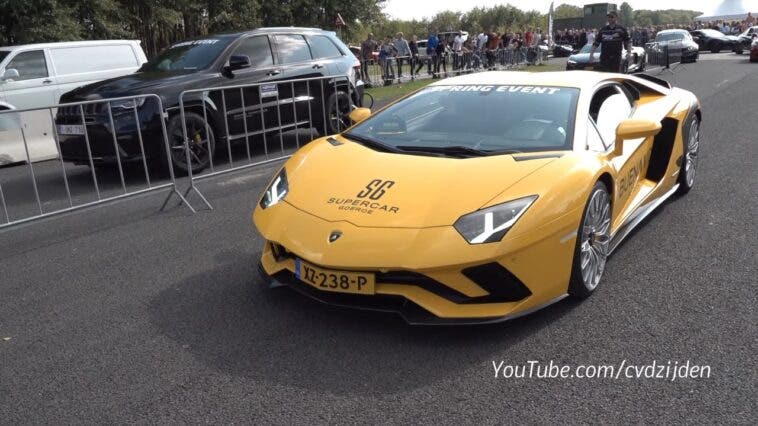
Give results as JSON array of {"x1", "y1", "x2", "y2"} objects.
[{"x1": 295, "y1": 259, "x2": 375, "y2": 295}]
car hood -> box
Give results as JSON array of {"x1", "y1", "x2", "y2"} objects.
[
  {"x1": 59, "y1": 70, "x2": 205, "y2": 103},
  {"x1": 568, "y1": 53, "x2": 597, "y2": 64},
  {"x1": 281, "y1": 136, "x2": 559, "y2": 228}
]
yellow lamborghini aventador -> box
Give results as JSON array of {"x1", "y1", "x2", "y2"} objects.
[{"x1": 253, "y1": 71, "x2": 701, "y2": 324}]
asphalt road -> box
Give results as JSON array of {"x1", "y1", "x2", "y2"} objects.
[{"x1": 1, "y1": 54, "x2": 756, "y2": 423}]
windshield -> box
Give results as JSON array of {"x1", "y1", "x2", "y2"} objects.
[
  {"x1": 141, "y1": 37, "x2": 235, "y2": 72},
  {"x1": 579, "y1": 43, "x2": 596, "y2": 53},
  {"x1": 345, "y1": 85, "x2": 580, "y2": 156},
  {"x1": 699, "y1": 29, "x2": 725, "y2": 38},
  {"x1": 656, "y1": 32, "x2": 685, "y2": 42},
  {"x1": 0, "y1": 51, "x2": 9, "y2": 64}
]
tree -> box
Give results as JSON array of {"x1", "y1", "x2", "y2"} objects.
[
  {"x1": 620, "y1": 2, "x2": 633, "y2": 27},
  {"x1": 0, "y1": 0, "x2": 80, "y2": 44},
  {"x1": 554, "y1": 4, "x2": 582, "y2": 19}
]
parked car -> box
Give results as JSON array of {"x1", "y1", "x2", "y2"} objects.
[
  {"x1": 689, "y1": 29, "x2": 740, "y2": 53},
  {"x1": 56, "y1": 28, "x2": 364, "y2": 174},
  {"x1": 0, "y1": 40, "x2": 146, "y2": 165},
  {"x1": 566, "y1": 43, "x2": 646, "y2": 73},
  {"x1": 733, "y1": 26, "x2": 758, "y2": 54},
  {"x1": 652, "y1": 29, "x2": 699, "y2": 63},
  {"x1": 552, "y1": 44, "x2": 576, "y2": 57}
]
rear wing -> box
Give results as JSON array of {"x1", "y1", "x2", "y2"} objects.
[{"x1": 634, "y1": 73, "x2": 672, "y2": 89}]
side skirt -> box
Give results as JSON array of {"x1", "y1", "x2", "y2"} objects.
[{"x1": 609, "y1": 183, "x2": 680, "y2": 254}]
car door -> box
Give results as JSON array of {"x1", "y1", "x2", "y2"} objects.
[
  {"x1": 0, "y1": 49, "x2": 59, "y2": 162},
  {"x1": 219, "y1": 35, "x2": 279, "y2": 140},
  {"x1": 271, "y1": 34, "x2": 322, "y2": 130},
  {"x1": 590, "y1": 84, "x2": 651, "y2": 227}
]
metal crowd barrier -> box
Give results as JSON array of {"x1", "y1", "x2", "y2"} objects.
[
  {"x1": 177, "y1": 74, "x2": 356, "y2": 210},
  {"x1": 0, "y1": 94, "x2": 192, "y2": 230},
  {"x1": 644, "y1": 42, "x2": 684, "y2": 73},
  {"x1": 360, "y1": 47, "x2": 548, "y2": 87}
]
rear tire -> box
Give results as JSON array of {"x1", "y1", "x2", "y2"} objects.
[
  {"x1": 568, "y1": 182, "x2": 611, "y2": 299},
  {"x1": 676, "y1": 112, "x2": 700, "y2": 194}
]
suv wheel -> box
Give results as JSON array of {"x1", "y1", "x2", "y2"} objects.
[
  {"x1": 166, "y1": 112, "x2": 215, "y2": 175},
  {"x1": 314, "y1": 90, "x2": 353, "y2": 136}
]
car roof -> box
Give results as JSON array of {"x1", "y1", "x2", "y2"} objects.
[
  {"x1": 657, "y1": 29, "x2": 688, "y2": 34},
  {"x1": 0, "y1": 40, "x2": 141, "y2": 52},
  {"x1": 215, "y1": 27, "x2": 334, "y2": 38},
  {"x1": 428, "y1": 70, "x2": 610, "y2": 90}
]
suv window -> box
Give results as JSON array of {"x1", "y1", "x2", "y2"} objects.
[
  {"x1": 6, "y1": 50, "x2": 48, "y2": 80},
  {"x1": 592, "y1": 86, "x2": 633, "y2": 145},
  {"x1": 307, "y1": 35, "x2": 342, "y2": 59},
  {"x1": 274, "y1": 34, "x2": 312, "y2": 64},
  {"x1": 233, "y1": 36, "x2": 274, "y2": 68}
]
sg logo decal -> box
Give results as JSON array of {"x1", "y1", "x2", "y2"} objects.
[{"x1": 357, "y1": 179, "x2": 395, "y2": 200}]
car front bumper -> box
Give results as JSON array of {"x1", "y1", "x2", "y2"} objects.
[{"x1": 254, "y1": 201, "x2": 579, "y2": 324}]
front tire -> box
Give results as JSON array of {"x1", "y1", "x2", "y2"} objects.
[
  {"x1": 569, "y1": 182, "x2": 611, "y2": 299},
  {"x1": 676, "y1": 112, "x2": 700, "y2": 194},
  {"x1": 166, "y1": 112, "x2": 215, "y2": 175},
  {"x1": 314, "y1": 90, "x2": 353, "y2": 136}
]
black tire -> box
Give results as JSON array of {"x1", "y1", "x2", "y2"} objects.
[
  {"x1": 676, "y1": 112, "x2": 700, "y2": 195},
  {"x1": 313, "y1": 90, "x2": 353, "y2": 136},
  {"x1": 568, "y1": 181, "x2": 611, "y2": 299},
  {"x1": 735, "y1": 49, "x2": 743, "y2": 55},
  {"x1": 164, "y1": 111, "x2": 215, "y2": 175},
  {"x1": 710, "y1": 41, "x2": 721, "y2": 53}
]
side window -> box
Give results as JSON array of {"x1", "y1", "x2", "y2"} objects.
[
  {"x1": 591, "y1": 85, "x2": 633, "y2": 145},
  {"x1": 6, "y1": 50, "x2": 48, "y2": 80},
  {"x1": 587, "y1": 118, "x2": 608, "y2": 151},
  {"x1": 274, "y1": 34, "x2": 312, "y2": 64},
  {"x1": 232, "y1": 36, "x2": 274, "y2": 68},
  {"x1": 307, "y1": 35, "x2": 342, "y2": 59}
]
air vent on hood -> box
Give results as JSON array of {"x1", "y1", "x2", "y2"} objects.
[
  {"x1": 327, "y1": 137, "x2": 343, "y2": 146},
  {"x1": 512, "y1": 153, "x2": 563, "y2": 162}
]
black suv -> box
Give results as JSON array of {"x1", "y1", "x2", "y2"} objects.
[{"x1": 56, "y1": 27, "x2": 363, "y2": 173}]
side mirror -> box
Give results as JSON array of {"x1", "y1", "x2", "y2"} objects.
[
  {"x1": 348, "y1": 107, "x2": 371, "y2": 125},
  {"x1": 228, "y1": 55, "x2": 251, "y2": 71},
  {"x1": 614, "y1": 118, "x2": 661, "y2": 156},
  {"x1": 1, "y1": 68, "x2": 19, "y2": 81}
]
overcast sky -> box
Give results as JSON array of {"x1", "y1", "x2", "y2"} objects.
[{"x1": 382, "y1": 0, "x2": 757, "y2": 20}]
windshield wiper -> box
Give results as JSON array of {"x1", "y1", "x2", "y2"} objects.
[
  {"x1": 343, "y1": 132, "x2": 401, "y2": 153},
  {"x1": 395, "y1": 145, "x2": 521, "y2": 158}
]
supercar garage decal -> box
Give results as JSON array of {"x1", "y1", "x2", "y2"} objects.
[{"x1": 253, "y1": 71, "x2": 702, "y2": 324}]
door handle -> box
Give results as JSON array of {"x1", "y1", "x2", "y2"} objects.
[
  {"x1": 312, "y1": 63, "x2": 325, "y2": 69},
  {"x1": 266, "y1": 70, "x2": 281, "y2": 76},
  {"x1": 42, "y1": 79, "x2": 53, "y2": 84}
]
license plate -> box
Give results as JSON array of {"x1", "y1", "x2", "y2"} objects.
[
  {"x1": 295, "y1": 258, "x2": 375, "y2": 295},
  {"x1": 56, "y1": 124, "x2": 85, "y2": 135}
]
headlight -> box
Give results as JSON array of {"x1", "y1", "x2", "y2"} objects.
[
  {"x1": 567, "y1": 59, "x2": 577, "y2": 64},
  {"x1": 109, "y1": 97, "x2": 146, "y2": 110},
  {"x1": 259, "y1": 168, "x2": 288, "y2": 209},
  {"x1": 453, "y1": 195, "x2": 537, "y2": 244}
]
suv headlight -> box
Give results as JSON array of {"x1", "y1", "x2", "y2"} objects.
[
  {"x1": 453, "y1": 195, "x2": 537, "y2": 244},
  {"x1": 109, "y1": 98, "x2": 146, "y2": 110},
  {"x1": 259, "y1": 168, "x2": 288, "y2": 209}
]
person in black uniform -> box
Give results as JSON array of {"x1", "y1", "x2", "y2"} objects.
[{"x1": 590, "y1": 11, "x2": 631, "y2": 73}]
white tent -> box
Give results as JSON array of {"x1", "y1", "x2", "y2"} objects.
[{"x1": 694, "y1": 0, "x2": 758, "y2": 21}]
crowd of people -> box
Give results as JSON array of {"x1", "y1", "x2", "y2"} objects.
[
  {"x1": 359, "y1": 29, "x2": 550, "y2": 84},
  {"x1": 357, "y1": 12, "x2": 757, "y2": 83},
  {"x1": 555, "y1": 12, "x2": 757, "y2": 49}
]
